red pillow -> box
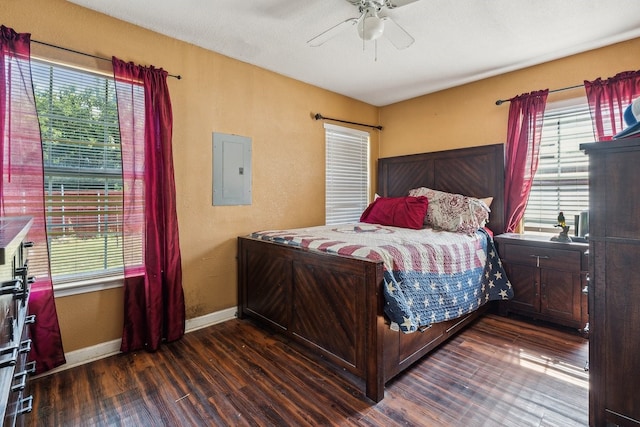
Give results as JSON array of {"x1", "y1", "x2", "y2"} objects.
[{"x1": 360, "y1": 196, "x2": 429, "y2": 230}]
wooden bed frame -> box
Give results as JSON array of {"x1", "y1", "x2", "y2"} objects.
[{"x1": 237, "y1": 143, "x2": 505, "y2": 402}]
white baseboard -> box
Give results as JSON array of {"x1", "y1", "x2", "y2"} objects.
[
  {"x1": 35, "y1": 306, "x2": 237, "y2": 378},
  {"x1": 185, "y1": 306, "x2": 237, "y2": 333}
]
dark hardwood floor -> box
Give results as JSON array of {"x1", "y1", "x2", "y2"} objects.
[{"x1": 27, "y1": 314, "x2": 589, "y2": 426}]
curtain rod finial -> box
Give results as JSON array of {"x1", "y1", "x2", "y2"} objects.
[
  {"x1": 495, "y1": 99, "x2": 504, "y2": 106},
  {"x1": 313, "y1": 113, "x2": 323, "y2": 120}
]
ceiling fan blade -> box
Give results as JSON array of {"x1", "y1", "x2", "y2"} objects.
[
  {"x1": 384, "y1": 0, "x2": 421, "y2": 9},
  {"x1": 307, "y1": 18, "x2": 359, "y2": 47},
  {"x1": 380, "y1": 16, "x2": 414, "y2": 49}
]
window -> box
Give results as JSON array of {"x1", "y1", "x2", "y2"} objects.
[
  {"x1": 31, "y1": 60, "x2": 140, "y2": 291},
  {"x1": 324, "y1": 123, "x2": 370, "y2": 225},
  {"x1": 523, "y1": 99, "x2": 592, "y2": 233}
]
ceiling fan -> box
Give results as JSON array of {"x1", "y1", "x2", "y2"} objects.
[{"x1": 307, "y1": 0, "x2": 420, "y2": 50}]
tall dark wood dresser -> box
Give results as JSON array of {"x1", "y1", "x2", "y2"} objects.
[
  {"x1": 0, "y1": 217, "x2": 34, "y2": 426},
  {"x1": 581, "y1": 138, "x2": 640, "y2": 427}
]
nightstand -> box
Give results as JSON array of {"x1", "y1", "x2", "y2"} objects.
[{"x1": 494, "y1": 233, "x2": 589, "y2": 333}]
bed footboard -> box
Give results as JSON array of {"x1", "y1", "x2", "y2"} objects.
[{"x1": 237, "y1": 236, "x2": 387, "y2": 402}]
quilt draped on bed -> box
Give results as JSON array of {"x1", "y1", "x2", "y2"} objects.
[{"x1": 251, "y1": 224, "x2": 512, "y2": 333}]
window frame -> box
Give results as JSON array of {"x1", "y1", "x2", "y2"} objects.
[
  {"x1": 31, "y1": 58, "x2": 137, "y2": 296},
  {"x1": 324, "y1": 123, "x2": 370, "y2": 225},
  {"x1": 523, "y1": 97, "x2": 592, "y2": 235}
]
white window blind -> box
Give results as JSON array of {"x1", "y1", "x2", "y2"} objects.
[
  {"x1": 325, "y1": 123, "x2": 370, "y2": 225},
  {"x1": 31, "y1": 60, "x2": 138, "y2": 285},
  {"x1": 524, "y1": 99, "x2": 592, "y2": 233}
]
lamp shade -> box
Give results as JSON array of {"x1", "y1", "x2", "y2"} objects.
[{"x1": 357, "y1": 15, "x2": 385, "y2": 41}]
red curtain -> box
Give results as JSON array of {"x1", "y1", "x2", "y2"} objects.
[
  {"x1": 584, "y1": 71, "x2": 640, "y2": 141},
  {"x1": 113, "y1": 57, "x2": 185, "y2": 352},
  {"x1": 504, "y1": 90, "x2": 549, "y2": 233},
  {"x1": 0, "y1": 26, "x2": 65, "y2": 372}
]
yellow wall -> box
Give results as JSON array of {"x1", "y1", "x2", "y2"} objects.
[
  {"x1": 2, "y1": 0, "x2": 379, "y2": 352},
  {"x1": 379, "y1": 38, "x2": 640, "y2": 157},
  {"x1": 3, "y1": 0, "x2": 640, "y2": 357}
]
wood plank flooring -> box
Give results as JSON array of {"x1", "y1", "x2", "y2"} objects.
[{"x1": 26, "y1": 314, "x2": 589, "y2": 426}]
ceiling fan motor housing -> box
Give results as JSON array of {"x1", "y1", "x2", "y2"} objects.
[{"x1": 349, "y1": 0, "x2": 417, "y2": 9}]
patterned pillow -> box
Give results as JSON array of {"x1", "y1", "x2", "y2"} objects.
[{"x1": 407, "y1": 187, "x2": 491, "y2": 234}]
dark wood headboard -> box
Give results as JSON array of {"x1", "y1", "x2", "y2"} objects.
[{"x1": 377, "y1": 143, "x2": 505, "y2": 235}]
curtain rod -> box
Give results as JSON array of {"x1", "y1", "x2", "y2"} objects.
[
  {"x1": 495, "y1": 83, "x2": 583, "y2": 106},
  {"x1": 31, "y1": 39, "x2": 182, "y2": 80},
  {"x1": 313, "y1": 113, "x2": 383, "y2": 130}
]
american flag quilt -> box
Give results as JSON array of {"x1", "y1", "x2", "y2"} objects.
[{"x1": 250, "y1": 224, "x2": 512, "y2": 333}]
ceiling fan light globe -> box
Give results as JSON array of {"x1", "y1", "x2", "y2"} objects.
[{"x1": 357, "y1": 16, "x2": 385, "y2": 41}]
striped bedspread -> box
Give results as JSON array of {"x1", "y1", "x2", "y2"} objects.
[{"x1": 251, "y1": 224, "x2": 512, "y2": 333}]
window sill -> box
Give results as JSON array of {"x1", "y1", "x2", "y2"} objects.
[
  {"x1": 53, "y1": 275, "x2": 124, "y2": 298},
  {"x1": 523, "y1": 231, "x2": 557, "y2": 238}
]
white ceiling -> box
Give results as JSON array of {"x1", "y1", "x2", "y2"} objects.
[{"x1": 67, "y1": 0, "x2": 640, "y2": 106}]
